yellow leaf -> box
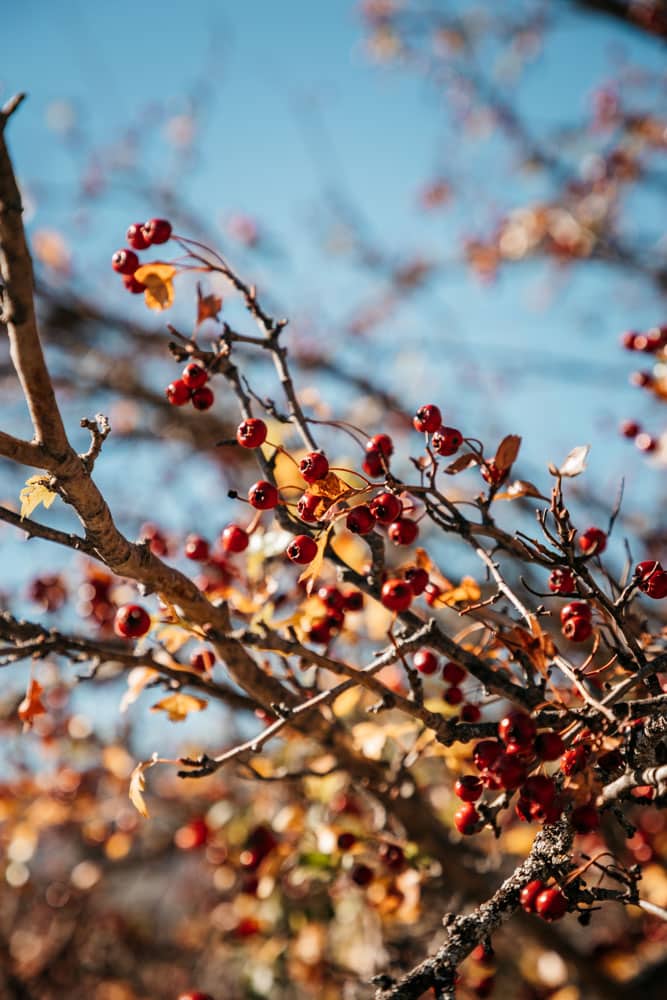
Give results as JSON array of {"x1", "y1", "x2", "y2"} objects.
[
  {"x1": 19, "y1": 475, "x2": 57, "y2": 519},
  {"x1": 120, "y1": 666, "x2": 158, "y2": 712},
  {"x1": 150, "y1": 692, "x2": 208, "y2": 722},
  {"x1": 155, "y1": 625, "x2": 192, "y2": 654},
  {"x1": 129, "y1": 760, "x2": 153, "y2": 818},
  {"x1": 439, "y1": 576, "x2": 481, "y2": 607},
  {"x1": 298, "y1": 524, "x2": 333, "y2": 593},
  {"x1": 134, "y1": 262, "x2": 177, "y2": 311}
]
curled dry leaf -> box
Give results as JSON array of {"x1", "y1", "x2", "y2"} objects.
[
  {"x1": 443, "y1": 452, "x2": 479, "y2": 475},
  {"x1": 134, "y1": 263, "x2": 177, "y2": 311},
  {"x1": 196, "y1": 284, "x2": 223, "y2": 325},
  {"x1": 151, "y1": 692, "x2": 208, "y2": 722},
  {"x1": 129, "y1": 754, "x2": 159, "y2": 818},
  {"x1": 494, "y1": 479, "x2": 547, "y2": 501},
  {"x1": 494, "y1": 434, "x2": 522, "y2": 472},
  {"x1": 554, "y1": 444, "x2": 590, "y2": 478},
  {"x1": 18, "y1": 679, "x2": 46, "y2": 725}
]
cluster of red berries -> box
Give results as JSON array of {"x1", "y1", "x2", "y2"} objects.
[
  {"x1": 619, "y1": 418, "x2": 658, "y2": 454},
  {"x1": 635, "y1": 559, "x2": 667, "y2": 599},
  {"x1": 520, "y1": 880, "x2": 569, "y2": 921},
  {"x1": 412, "y1": 649, "x2": 480, "y2": 718},
  {"x1": 306, "y1": 585, "x2": 364, "y2": 645},
  {"x1": 560, "y1": 600, "x2": 593, "y2": 643},
  {"x1": 619, "y1": 325, "x2": 665, "y2": 454},
  {"x1": 620, "y1": 325, "x2": 667, "y2": 354},
  {"x1": 166, "y1": 362, "x2": 214, "y2": 412},
  {"x1": 111, "y1": 217, "x2": 172, "y2": 293},
  {"x1": 413, "y1": 403, "x2": 463, "y2": 458},
  {"x1": 345, "y1": 491, "x2": 419, "y2": 547},
  {"x1": 28, "y1": 573, "x2": 67, "y2": 612},
  {"x1": 77, "y1": 565, "x2": 118, "y2": 632}
]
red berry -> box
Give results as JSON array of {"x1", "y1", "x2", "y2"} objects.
[
  {"x1": 337, "y1": 832, "x2": 357, "y2": 851},
  {"x1": 535, "y1": 886, "x2": 568, "y2": 921},
  {"x1": 343, "y1": 590, "x2": 364, "y2": 612},
  {"x1": 190, "y1": 648, "x2": 215, "y2": 673},
  {"x1": 140, "y1": 522, "x2": 168, "y2": 557},
  {"x1": 297, "y1": 492, "x2": 321, "y2": 523},
  {"x1": 630, "y1": 370, "x2": 653, "y2": 388},
  {"x1": 561, "y1": 744, "x2": 589, "y2": 776},
  {"x1": 635, "y1": 432, "x2": 657, "y2": 453},
  {"x1": 515, "y1": 796, "x2": 533, "y2": 822},
  {"x1": 619, "y1": 419, "x2": 641, "y2": 439},
  {"x1": 221, "y1": 524, "x2": 249, "y2": 554},
  {"x1": 378, "y1": 842, "x2": 405, "y2": 871},
  {"x1": 471, "y1": 942, "x2": 494, "y2": 964},
  {"x1": 442, "y1": 661, "x2": 466, "y2": 685},
  {"x1": 236, "y1": 418, "x2": 267, "y2": 449},
  {"x1": 166, "y1": 379, "x2": 191, "y2": 406},
  {"x1": 318, "y1": 585, "x2": 345, "y2": 611},
  {"x1": 346, "y1": 505, "x2": 376, "y2": 534},
  {"x1": 636, "y1": 560, "x2": 662, "y2": 582},
  {"x1": 432, "y1": 426, "x2": 463, "y2": 457},
  {"x1": 142, "y1": 217, "x2": 172, "y2": 244},
  {"x1": 454, "y1": 775, "x2": 483, "y2": 802},
  {"x1": 454, "y1": 802, "x2": 479, "y2": 835},
  {"x1": 405, "y1": 567, "x2": 429, "y2": 595},
  {"x1": 111, "y1": 249, "x2": 139, "y2": 275},
  {"x1": 191, "y1": 386, "x2": 214, "y2": 411},
  {"x1": 520, "y1": 880, "x2": 545, "y2": 913},
  {"x1": 498, "y1": 711, "x2": 536, "y2": 750},
  {"x1": 563, "y1": 615, "x2": 592, "y2": 642},
  {"x1": 369, "y1": 492, "x2": 402, "y2": 524},
  {"x1": 308, "y1": 619, "x2": 332, "y2": 644},
  {"x1": 362, "y1": 448, "x2": 384, "y2": 478},
  {"x1": 461, "y1": 703, "x2": 481, "y2": 723},
  {"x1": 123, "y1": 274, "x2": 146, "y2": 294},
  {"x1": 351, "y1": 863, "x2": 374, "y2": 887},
  {"x1": 521, "y1": 775, "x2": 556, "y2": 806},
  {"x1": 182, "y1": 363, "x2": 208, "y2": 389},
  {"x1": 114, "y1": 603, "x2": 151, "y2": 638},
  {"x1": 560, "y1": 601, "x2": 591, "y2": 624},
  {"x1": 548, "y1": 568, "x2": 576, "y2": 594},
  {"x1": 643, "y1": 569, "x2": 667, "y2": 599},
  {"x1": 424, "y1": 582, "x2": 442, "y2": 606},
  {"x1": 414, "y1": 649, "x2": 438, "y2": 675},
  {"x1": 472, "y1": 740, "x2": 502, "y2": 771},
  {"x1": 184, "y1": 534, "x2": 209, "y2": 561},
  {"x1": 381, "y1": 579, "x2": 413, "y2": 613},
  {"x1": 571, "y1": 802, "x2": 600, "y2": 834},
  {"x1": 388, "y1": 518, "x2": 419, "y2": 545},
  {"x1": 444, "y1": 685, "x2": 464, "y2": 706},
  {"x1": 367, "y1": 433, "x2": 393, "y2": 458},
  {"x1": 286, "y1": 534, "x2": 318, "y2": 564},
  {"x1": 490, "y1": 753, "x2": 526, "y2": 790},
  {"x1": 299, "y1": 452, "x2": 329, "y2": 483},
  {"x1": 621, "y1": 330, "x2": 639, "y2": 349},
  {"x1": 534, "y1": 731, "x2": 565, "y2": 761},
  {"x1": 578, "y1": 526, "x2": 607, "y2": 555},
  {"x1": 413, "y1": 404, "x2": 442, "y2": 434},
  {"x1": 534, "y1": 795, "x2": 564, "y2": 825},
  {"x1": 126, "y1": 222, "x2": 150, "y2": 250},
  {"x1": 248, "y1": 481, "x2": 279, "y2": 510}
]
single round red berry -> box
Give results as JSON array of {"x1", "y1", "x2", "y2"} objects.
[
  {"x1": 166, "y1": 379, "x2": 191, "y2": 406},
  {"x1": 141, "y1": 522, "x2": 168, "y2": 557},
  {"x1": 548, "y1": 568, "x2": 576, "y2": 594},
  {"x1": 114, "y1": 603, "x2": 151, "y2": 638},
  {"x1": 299, "y1": 451, "x2": 329, "y2": 483},
  {"x1": 620, "y1": 330, "x2": 639, "y2": 349},
  {"x1": 578, "y1": 526, "x2": 607, "y2": 555},
  {"x1": 635, "y1": 432, "x2": 657, "y2": 453},
  {"x1": 413, "y1": 404, "x2": 442, "y2": 434},
  {"x1": 534, "y1": 731, "x2": 565, "y2": 761},
  {"x1": 343, "y1": 590, "x2": 364, "y2": 612},
  {"x1": 362, "y1": 448, "x2": 384, "y2": 477},
  {"x1": 560, "y1": 601, "x2": 591, "y2": 624},
  {"x1": 351, "y1": 863, "x2": 374, "y2": 887},
  {"x1": 461, "y1": 703, "x2": 481, "y2": 723},
  {"x1": 636, "y1": 559, "x2": 662, "y2": 582},
  {"x1": 381, "y1": 579, "x2": 413, "y2": 613},
  {"x1": 405, "y1": 567, "x2": 429, "y2": 595},
  {"x1": 561, "y1": 744, "x2": 589, "y2": 776},
  {"x1": 571, "y1": 802, "x2": 600, "y2": 834},
  {"x1": 248, "y1": 481, "x2": 279, "y2": 510},
  {"x1": 184, "y1": 535, "x2": 210, "y2": 561},
  {"x1": 490, "y1": 753, "x2": 526, "y2": 790},
  {"x1": 535, "y1": 887, "x2": 568, "y2": 921},
  {"x1": 454, "y1": 802, "x2": 479, "y2": 835},
  {"x1": 444, "y1": 686, "x2": 464, "y2": 706},
  {"x1": 318, "y1": 585, "x2": 345, "y2": 610},
  {"x1": 521, "y1": 775, "x2": 556, "y2": 806},
  {"x1": 630, "y1": 370, "x2": 654, "y2": 388},
  {"x1": 126, "y1": 222, "x2": 150, "y2": 250},
  {"x1": 286, "y1": 534, "x2": 318, "y2": 564},
  {"x1": 346, "y1": 505, "x2": 376, "y2": 534},
  {"x1": 297, "y1": 492, "x2": 321, "y2": 523},
  {"x1": 562, "y1": 615, "x2": 592, "y2": 642},
  {"x1": 619, "y1": 419, "x2": 641, "y2": 439},
  {"x1": 413, "y1": 649, "x2": 438, "y2": 675},
  {"x1": 472, "y1": 740, "x2": 502, "y2": 771},
  {"x1": 442, "y1": 661, "x2": 466, "y2": 685},
  {"x1": 142, "y1": 217, "x2": 172, "y2": 244},
  {"x1": 367, "y1": 433, "x2": 393, "y2": 458},
  {"x1": 182, "y1": 363, "x2": 208, "y2": 389},
  {"x1": 388, "y1": 518, "x2": 419, "y2": 545},
  {"x1": 520, "y1": 880, "x2": 545, "y2": 913},
  {"x1": 236, "y1": 418, "x2": 267, "y2": 449},
  {"x1": 370, "y1": 492, "x2": 402, "y2": 524},
  {"x1": 424, "y1": 582, "x2": 442, "y2": 606},
  {"x1": 111, "y1": 248, "x2": 140, "y2": 275},
  {"x1": 455, "y1": 775, "x2": 483, "y2": 802},
  {"x1": 221, "y1": 524, "x2": 249, "y2": 554},
  {"x1": 432, "y1": 426, "x2": 463, "y2": 457},
  {"x1": 123, "y1": 274, "x2": 146, "y2": 294},
  {"x1": 190, "y1": 648, "x2": 215, "y2": 673},
  {"x1": 643, "y1": 569, "x2": 667, "y2": 599},
  {"x1": 308, "y1": 618, "x2": 332, "y2": 644},
  {"x1": 498, "y1": 711, "x2": 536, "y2": 750},
  {"x1": 191, "y1": 386, "x2": 214, "y2": 411}
]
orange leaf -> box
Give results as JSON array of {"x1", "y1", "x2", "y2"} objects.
[
  {"x1": 494, "y1": 480, "x2": 547, "y2": 502},
  {"x1": 150, "y1": 692, "x2": 208, "y2": 722},
  {"x1": 18, "y1": 679, "x2": 46, "y2": 725},
  {"x1": 443, "y1": 452, "x2": 479, "y2": 475},
  {"x1": 197, "y1": 285, "x2": 223, "y2": 325},
  {"x1": 134, "y1": 262, "x2": 177, "y2": 311}
]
